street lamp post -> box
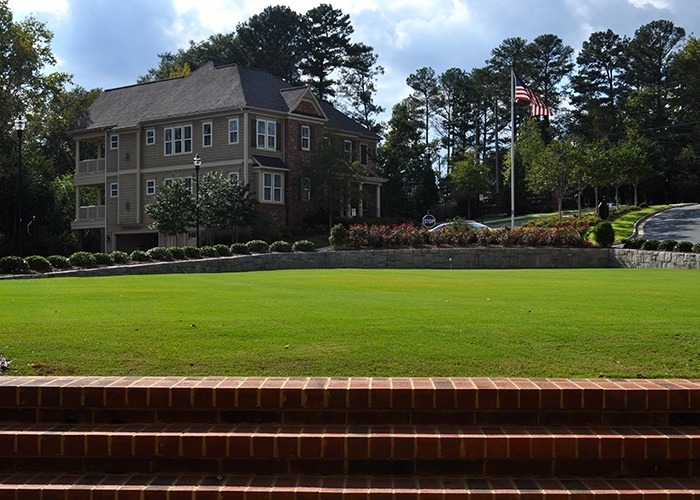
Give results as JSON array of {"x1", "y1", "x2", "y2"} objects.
[
  {"x1": 193, "y1": 154, "x2": 201, "y2": 248},
  {"x1": 14, "y1": 117, "x2": 26, "y2": 256}
]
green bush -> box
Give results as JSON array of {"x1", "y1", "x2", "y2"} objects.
[
  {"x1": 591, "y1": 221, "x2": 615, "y2": 247},
  {"x1": 110, "y1": 251, "x2": 130, "y2": 264},
  {"x1": 269, "y1": 240, "x2": 292, "y2": 252},
  {"x1": 26, "y1": 255, "x2": 52, "y2": 273},
  {"x1": 246, "y1": 240, "x2": 269, "y2": 253},
  {"x1": 658, "y1": 239, "x2": 677, "y2": 251},
  {"x1": 329, "y1": 224, "x2": 348, "y2": 249},
  {"x1": 183, "y1": 246, "x2": 201, "y2": 259},
  {"x1": 292, "y1": 240, "x2": 316, "y2": 252},
  {"x1": 0, "y1": 256, "x2": 29, "y2": 274},
  {"x1": 693, "y1": 243, "x2": 700, "y2": 253},
  {"x1": 129, "y1": 250, "x2": 150, "y2": 262},
  {"x1": 199, "y1": 245, "x2": 219, "y2": 258},
  {"x1": 93, "y1": 252, "x2": 114, "y2": 266},
  {"x1": 230, "y1": 243, "x2": 251, "y2": 255},
  {"x1": 168, "y1": 247, "x2": 186, "y2": 260},
  {"x1": 675, "y1": 241, "x2": 694, "y2": 253},
  {"x1": 69, "y1": 251, "x2": 97, "y2": 268},
  {"x1": 147, "y1": 247, "x2": 173, "y2": 261},
  {"x1": 214, "y1": 243, "x2": 232, "y2": 256},
  {"x1": 641, "y1": 239, "x2": 660, "y2": 250},
  {"x1": 622, "y1": 237, "x2": 645, "y2": 249},
  {"x1": 47, "y1": 255, "x2": 71, "y2": 269}
]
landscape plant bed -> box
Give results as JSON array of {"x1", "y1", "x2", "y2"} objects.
[{"x1": 1, "y1": 268, "x2": 697, "y2": 378}]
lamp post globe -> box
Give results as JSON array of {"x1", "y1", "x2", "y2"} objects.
[
  {"x1": 14, "y1": 117, "x2": 26, "y2": 256},
  {"x1": 193, "y1": 154, "x2": 202, "y2": 248}
]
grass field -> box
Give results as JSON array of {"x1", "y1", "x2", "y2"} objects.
[
  {"x1": 611, "y1": 205, "x2": 667, "y2": 241},
  {"x1": 1, "y1": 268, "x2": 698, "y2": 378}
]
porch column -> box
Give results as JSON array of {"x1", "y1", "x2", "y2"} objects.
[
  {"x1": 376, "y1": 184, "x2": 381, "y2": 217},
  {"x1": 359, "y1": 182, "x2": 364, "y2": 217}
]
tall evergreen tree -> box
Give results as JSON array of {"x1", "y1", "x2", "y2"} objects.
[
  {"x1": 299, "y1": 3, "x2": 354, "y2": 100},
  {"x1": 571, "y1": 30, "x2": 629, "y2": 142},
  {"x1": 336, "y1": 42, "x2": 385, "y2": 134}
]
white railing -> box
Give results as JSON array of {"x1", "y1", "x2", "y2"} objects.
[
  {"x1": 77, "y1": 159, "x2": 106, "y2": 175},
  {"x1": 77, "y1": 205, "x2": 105, "y2": 222}
]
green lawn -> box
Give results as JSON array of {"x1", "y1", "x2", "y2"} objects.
[
  {"x1": 2, "y1": 268, "x2": 698, "y2": 378},
  {"x1": 611, "y1": 205, "x2": 667, "y2": 241}
]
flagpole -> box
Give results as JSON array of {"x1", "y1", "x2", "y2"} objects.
[{"x1": 510, "y1": 69, "x2": 515, "y2": 228}]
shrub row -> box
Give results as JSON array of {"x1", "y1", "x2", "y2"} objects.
[
  {"x1": 330, "y1": 223, "x2": 593, "y2": 250},
  {"x1": 0, "y1": 239, "x2": 317, "y2": 275},
  {"x1": 622, "y1": 238, "x2": 700, "y2": 253}
]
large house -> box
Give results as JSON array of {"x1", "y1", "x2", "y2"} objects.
[{"x1": 70, "y1": 61, "x2": 383, "y2": 252}]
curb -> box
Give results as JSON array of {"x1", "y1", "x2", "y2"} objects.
[{"x1": 632, "y1": 203, "x2": 696, "y2": 239}]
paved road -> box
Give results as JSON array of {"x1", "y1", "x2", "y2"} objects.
[{"x1": 638, "y1": 204, "x2": 700, "y2": 243}]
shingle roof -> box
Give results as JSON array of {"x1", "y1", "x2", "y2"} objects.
[{"x1": 72, "y1": 62, "x2": 377, "y2": 140}]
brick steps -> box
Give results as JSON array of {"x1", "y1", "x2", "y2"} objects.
[
  {"x1": 1, "y1": 474, "x2": 699, "y2": 499},
  {"x1": 1, "y1": 423, "x2": 698, "y2": 477},
  {"x1": 0, "y1": 377, "x2": 697, "y2": 498}
]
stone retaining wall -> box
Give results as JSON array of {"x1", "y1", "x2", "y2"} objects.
[{"x1": 7, "y1": 247, "x2": 694, "y2": 279}]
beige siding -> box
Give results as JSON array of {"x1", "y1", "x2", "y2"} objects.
[{"x1": 117, "y1": 173, "x2": 138, "y2": 226}]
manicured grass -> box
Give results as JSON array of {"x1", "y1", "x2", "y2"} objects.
[
  {"x1": 611, "y1": 205, "x2": 667, "y2": 241},
  {"x1": 1, "y1": 268, "x2": 697, "y2": 378}
]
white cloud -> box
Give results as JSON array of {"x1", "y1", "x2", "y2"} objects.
[
  {"x1": 8, "y1": 0, "x2": 69, "y2": 19},
  {"x1": 627, "y1": 0, "x2": 671, "y2": 9}
]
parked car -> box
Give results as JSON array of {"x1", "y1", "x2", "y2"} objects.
[{"x1": 429, "y1": 220, "x2": 491, "y2": 232}]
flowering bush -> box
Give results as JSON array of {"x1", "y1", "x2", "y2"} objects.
[{"x1": 337, "y1": 223, "x2": 592, "y2": 250}]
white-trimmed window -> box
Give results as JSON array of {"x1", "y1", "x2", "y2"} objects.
[
  {"x1": 164, "y1": 125, "x2": 192, "y2": 155},
  {"x1": 110, "y1": 135, "x2": 119, "y2": 149},
  {"x1": 301, "y1": 125, "x2": 311, "y2": 151},
  {"x1": 301, "y1": 177, "x2": 311, "y2": 202},
  {"x1": 344, "y1": 140, "x2": 352, "y2": 154},
  {"x1": 146, "y1": 129, "x2": 155, "y2": 145},
  {"x1": 110, "y1": 183, "x2": 118, "y2": 198},
  {"x1": 257, "y1": 119, "x2": 277, "y2": 150},
  {"x1": 202, "y1": 122, "x2": 212, "y2": 147},
  {"x1": 229, "y1": 172, "x2": 240, "y2": 184},
  {"x1": 228, "y1": 118, "x2": 239, "y2": 144},
  {"x1": 146, "y1": 179, "x2": 156, "y2": 196},
  {"x1": 263, "y1": 172, "x2": 283, "y2": 203}
]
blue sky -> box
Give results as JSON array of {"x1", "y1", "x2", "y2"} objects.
[{"x1": 8, "y1": 0, "x2": 699, "y2": 120}]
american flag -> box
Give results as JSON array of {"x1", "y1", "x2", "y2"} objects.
[{"x1": 514, "y1": 75, "x2": 552, "y2": 117}]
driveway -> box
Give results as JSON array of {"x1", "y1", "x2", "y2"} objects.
[{"x1": 637, "y1": 204, "x2": 700, "y2": 243}]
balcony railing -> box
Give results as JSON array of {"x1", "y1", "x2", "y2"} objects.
[
  {"x1": 71, "y1": 205, "x2": 105, "y2": 230},
  {"x1": 74, "y1": 159, "x2": 106, "y2": 187}
]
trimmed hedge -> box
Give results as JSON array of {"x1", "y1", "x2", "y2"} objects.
[
  {"x1": 214, "y1": 244, "x2": 232, "y2": 257},
  {"x1": 147, "y1": 247, "x2": 173, "y2": 261},
  {"x1": 26, "y1": 255, "x2": 52, "y2": 273},
  {"x1": 246, "y1": 240, "x2": 269, "y2": 253},
  {"x1": 93, "y1": 253, "x2": 114, "y2": 266},
  {"x1": 168, "y1": 247, "x2": 186, "y2": 260},
  {"x1": 110, "y1": 251, "x2": 130, "y2": 264},
  {"x1": 199, "y1": 246, "x2": 219, "y2": 258},
  {"x1": 69, "y1": 251, "x2": 97, "y2": 268},
  {"x1": 269, "y1": 240, "x2": 292, "y2": 253},
  {"x1": 129, "y1": 250, "x2": 150, "y2": 262},
  {"x1": 0, "y1": 256, "x2": 29, "y2": 274},
  {"x1": 47, "y1": 255, "x2": 70, "y2": 269},
  {"x1": 292, "y1": 240, "x2": 316, "y2": 252}
]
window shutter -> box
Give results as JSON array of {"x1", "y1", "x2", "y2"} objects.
[
  {"x1": 251, "y1": 119, "x2": 256, "y2": 148},
  {"x1": 276, "y1": 122, "x2": 282, "y2": 151}
]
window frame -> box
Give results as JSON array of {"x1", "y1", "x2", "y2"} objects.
[
  {"x1": 110, "y1": 135, "x2": 119, "y2": 150},
  {"x1": 110, "y1": 182, "x2": 118, "y2": 198},
  {"x1": 344, "y1": 140, "x2": 352, "y2": 155},
  {"x1": 262, "y1": 171, "x2": 283, "y2": 203},
  {"x1": 229, "y1": 172, "x2": 240, "y2": 184},
  {"x1": 257, "y1": 119, "x2": 277, "y2": 150},
  {"x1": 228, "y1": 118, "x2": 239, "y2": 144},
  {"x1": 163, "y1": 124, "x2": 193, "y2": 156},
  {"x1": 146, "y1": 129, "x2": 155, "y2": 145},
  {"x1": 301, "y1": 125, "x2": 311, "y2": 151},
  {"x1": 202, "y1": 122, "x2": 212, "y2": 148},
  {"x1": 146, "y1": 179, "x2": 156, "y2": 196},
  {"x1": 301, "y1": 177, "x2": 311, "y2": 202}
]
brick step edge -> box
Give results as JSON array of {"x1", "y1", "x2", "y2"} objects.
[
  {"x1": 1, "y1": 474, "x2": 699, "y2": 497},
  {"x1": 2, "y1": 424, "x2": 699, "y2": 462},
  {"x1": 1, "y1": 377, "x2": 697, "y2": 413}
]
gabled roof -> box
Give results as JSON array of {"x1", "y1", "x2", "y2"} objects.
[{"x1": 71, "y1": 62, "x2": 374, "y2": 140}]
